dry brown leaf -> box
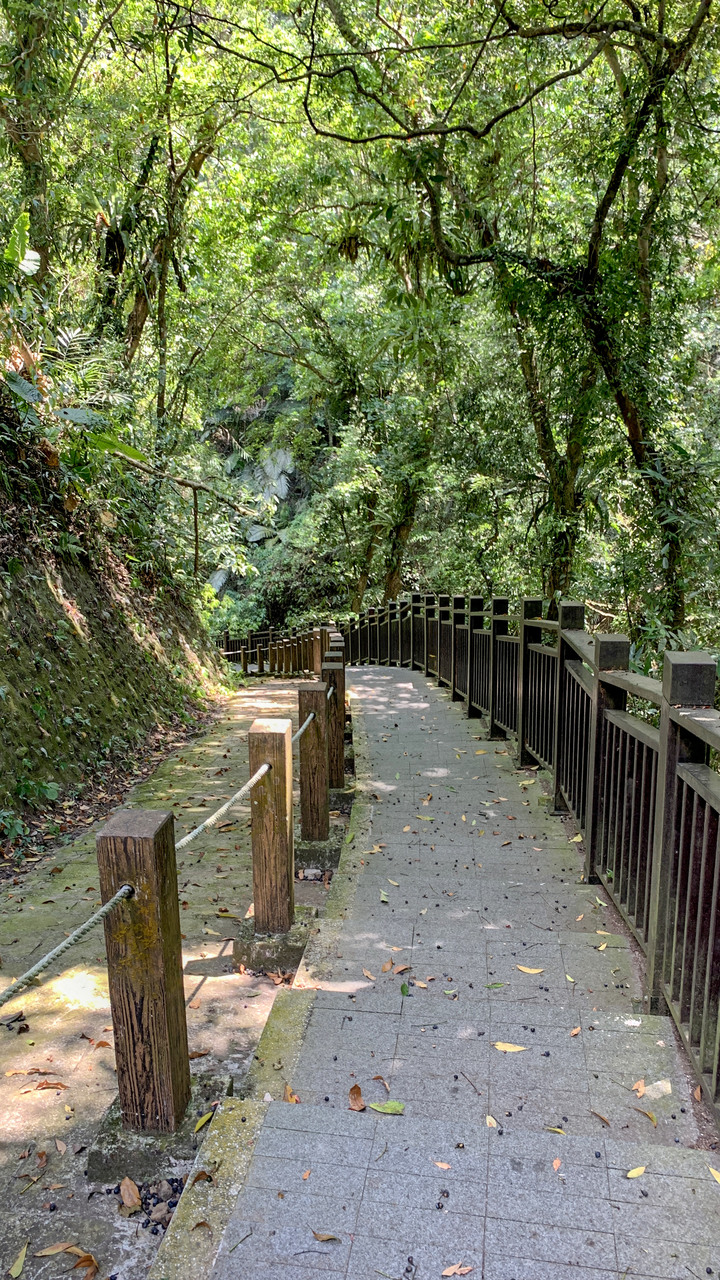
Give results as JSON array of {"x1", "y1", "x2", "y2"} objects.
[
  {"x1": 34, "y1": 1242, "x2": 76, "y2": 1257},
  {"x1": 283, "y1": 1084, "x2": 300, "y2": 1104},
  {"x1": 312, "y1": 1231, "x2": 341, "y2": 1242},
  {"x1": 362, "y1": 968, "x2": 376, "y2": 981},
  {"x1": 552, "y1": 1158, "x2": 562, "y2": 1172},
  {"x1": 441, "y1": 1264, "x2": 473, "y2": 1276},
  {"x1": 381, "y1": 959, "x2": 393, "y2": 973},
  {"x1": 189, "y1": 998, "x2": 201, "y2": 1009},
  {"x1": 191, "y1": 1221, "x2": 212, "y2": 1232},
  {"x1": 632, "y1": 1079, "x2": 646, "y2": 1099},
  {"x1": 71, "y1": 1253, "x2": 99, "y2": 1279},
  {"x1": 434, "y1": 1161, "x2": 452, "y2": 1169},
  {"x1": 372, "y1": 1075, "x2": 390, "y2": 1093},
  {"x1": 35, "y1": 1081, "x2": 67, "y2": 1090},
  {"x1": 55, "y1": 1138, "x2": 66, "y2": 1155},
  {"x1": 302, "y1": 1170, "x2": 311, "y2": 1180},
  {"x1": 189, "y1": 1051, "x2": 209, "y2": 1060},
  {"x1": 576, "y1": 914, "x2": 584, "y2": 921},
  {"x1": 694, "y1": 1084, "x2": 702, "y2": 1102},
  {"x1": 570, "y1": 1026, "x2": 581, "y2": 1038},
  {"x1": 633, "y1": 1107, "x2": 657, "y2": 1127},
  {"x1": 393, "y1": 964, "x2": 410, "y2": 975},
  {"x1": 118, "y1": 1176, "x2": 141, "y2": 1216},
  {"x1": 349, "y1": 1083, "x2": 366, "y2": 1111},
  {"x1": 590, "y1": 1110, "x2": 611, "y2": 1127}
]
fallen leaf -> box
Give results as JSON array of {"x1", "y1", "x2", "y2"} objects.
[
  {"x1": 596, "y1": 929, "x2": 611, "y2": 935},
  {"x1": 119, "y1": 1176, "x2": 142, "y2": 1213},
  {"x1": 70, "y1": 1254, "x2": 99, "y2": 1279},
  {"x1": 380, "y1": 891, "x2": 388, "y2": 903},
  {"x1": 492, "y1": 1042, "x2": 527, "y2": 1053},
  {"x1": 576, "y1": 914, "x2": 584, "y2": 922},
  {"x1": 394, "y1": 964, "x2": 410, "y2": 974},
  {"x1": 369, "y1": 1100, "x2": 404, "y2": 1114},
  {"x1": 416, "y1": 981, "x2": 427, "y2": 988},
  {"x1": 566, "y1": 975, "x2": 575, "y2": 983},
  {"x1": 283, "y1": 1084, "x2": 300, "y2": 1103},
  {"x1": 302, "y1": 1170, "x2": 311, "y2": 1180},
  {"x1": 570, "y1": 1027, "x2": 581, "y2": 1038},
  {"x1": 189, "y1": 1051, "x2": 209, "y2": 1060},
  {"x1": 486, "y1": 1115, "x2": 497, "y2": 1128},
  {"x1": 381, "y1": 959, "x2": 393, "y2": 973},
  {"x1": 349, "y1": 1084, "x2": 366, "y2": 1111},
  {"x1": 475, "y1": 750, "x2": 487, "y2": 755},
  {"x1": 590, "y1": 1110, "x2": 611, "y2": 1127},
  {"x1": 34, "y1": 1243, "x2": 76, "y2": 1257},
  {"x1": 633, "y1": 1108, "x2": 657, "y2": 1127},
  {"x1": 388, "y1": 879, "x2": 399, "y2": 886},
  {"x1": 597, "y1": 942, "x2": 607, "y2": 951},
  {"x1": 35, "y1": 1081, "x2": 67, "y2": 1090},
  {"x1": 373, "y1": 1075, "x2": 390, "y2": 1093},
  {"x1": 189, "y1": 998, "x2": 201, "y2": 1009},
  {"x1": 626, "y1": 1166, "x2": 646, "y2": 1179},
  {"x1": 552, "y1": 1158, "x2": 562, "y2": 1172},
  {"x1": 568, "y1": 834, "x2": 582, "y2": 842},
  {"x1": 403, "y1": 825, "x2": 411, "y2": 832},
  {"x1": 545, "y1": 1127, "x2": 566, "y2": 1135},
  {"x1": 8, "y1": 1243, "x2": 28, "y2": 1277},
  {"x1": 191, "y1": 1221, "x2": 212, "y2": 1232},
  {"x1": 632, "y1": 1079, "x2": 646, "y2": 1099},
  {"x1": 708, "y1": 1166, "x2": 720, "y2": 1185},
  {"x1": 694, "y1": 1084, "x2": 702, "y2": 1102},
  {"x1": 516, "y1": 965, "x2": 543, "y2": 974},
  {"x1": 362, "y1": 969, "x2": 376, "y2": 981},
  {"x1": 311, "y1": 1231, "x2": 340, "y2": 1242},
  {"x1": 195, "y1": 1112, "x2": 213, "y2": 1132},
  {"x1": 441, "y1": 1264, "x2": 473, "y2": 1276},
  {"x1": 192, "y1": 1171, "x2": 212, "y2": 1185}
]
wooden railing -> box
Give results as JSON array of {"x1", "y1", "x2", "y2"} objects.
[{"x1": 340, "y1": 593, "x2": 720, "y2": 1119}]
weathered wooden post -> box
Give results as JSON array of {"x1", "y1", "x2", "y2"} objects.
[
  {"x1": 517, "y1": 598, "x2": 544, "y2": 763},
  {"x1": 256, "y1": 644, "x2": 265, "y2": 675},
  {"x1": 582, "y1": 633, "x2": 631, "y2": 882},
  {"x1": 268, "y1": 641, "x2": 276, "y2": 675},
  {"x1": 645, "y1": 652, "x2": 717, "y2": 1006},
  {"x1": 467, "y1": 596, "x2": 484, "y2": 718},
  {"x1": 322, "y1": 660, "x2": 346, "y2": 789},
  {"x1": 311, "y1": 628, "x2": 322, "y2": 674},
  {"x1": 283, "y1": 639, "x2": 292, "y2": 676},
  {"x1": 298, "y1": 682, "x2": 330, "y2": 841},
  {"x1": 488, "y1": 597, "x2": 509, "y2": 737},
  {"x1": 249, "y1": 718, "x2": 294, "y2": 934},
  {"x1": 241, "y1": 646, "x2": 249, "y2": 676},
  {"x1": 551, "y1": 600, "x2": 586, "y2": 810},
  {"x1": 96, "y1": 810, "x2": 190, "y2": 1133}
]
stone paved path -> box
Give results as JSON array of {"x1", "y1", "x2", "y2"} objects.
[{"x1": 209, "y1": 668, "x2": 719, "y2": 1280}]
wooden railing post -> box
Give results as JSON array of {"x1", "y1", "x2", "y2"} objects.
[
  {"x1": 517, "y1": 597, "x2": 543, "y2": 763},
  {"x1": 410, "y1": 593, "x2": 422, "y2": 669},
  {"x1": 488, "y1": 597, "x2": 509, "y2": 737},
  {"x1": 298, "y1": 682, "x2": 330, "y2": 842},
  {"x1": 312, "y1": 628, "x2": 323, "y2": 674},
  {"x1": 451, "y1": 595, "x2": 466, "y2": 701},
  {"x1": 552, "y1": 600, "x2": 586, "y2": 810},
  {"x1": 96, "y1": 810, "x2": 190, "y2": 1133},
  {"x1": 437, "y1": 594, "x2": 450, "y2": 685},
  {"x1": 256, "y1": 644, "x2": 265, "y2": 675},
  {"x1": 582, "y1": 633, "x2": 630, "y2": 882},
  {"x1": 423, "y1": 596, "x2": 435, "y2": 675},
  {"x1": 249, "y1": 718, "x2": 294, "y2": 935},
  {"x1": 645, "y1": 652, "x2": 717, "y2": 1005},
  {"x1": 467, "y1": 596, "x2": 484, "y2": 718},
  {"x1": 241, "y1": 646, "x2": 249, "y2": 676},
  {"x1": 387, "y1": 601, "x2": 397, "y2": 664},
  {"x1": 322, "y1": 660, "x2": 346, "y2": 789}
]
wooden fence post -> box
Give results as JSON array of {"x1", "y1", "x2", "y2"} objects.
[
  {"x1": 312, "y1": 628, "x2": 323, "y2": 674},
  {"x1": 488, "y1": 597, "x2": 509, "y2": 737},
  {"x1": 256, "y1": 644, "x2": 265, "y2": 675},
  {"x1": 249, "y1": 718, "x2": 294, "y2": 934},
  {"x1": 582, "y1": 633, "x2": 630, "y2": 882},
  {"x1": 322, "y1": 660, "x2": 346, "y2": 789},
  {"x1": 467, "y1": 596, "x2": 484, "y2": 718},
  {"x1": 645, "y1": 652, "x2": 717, "y2": 1005},
  {"x1": 424, "y1": 595, "x2": 435, "y2": 675},
  {"x1": 451, "y1": 595, "x2": 466, "y2": 701},
  {"x1": 241, "y1": 646, "x2": 249, "y2": 676},
  {"x1": 96, "y1": 810, "x2": 190, "y2": 1133},
  {"x1": 517, "y1": 598, "x2": 544, "y2": 763},
  {"x1": 551, "y1": 600, "x2": 586, "y2": 809},
  {"x1": 298, "y1": 682, "x2": 330, "y2": 841}
]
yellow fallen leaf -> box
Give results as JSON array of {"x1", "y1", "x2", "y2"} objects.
[
  {"x1": 283, "y1": 1084, "x2": 300, "y2": 1103},
  {"x1": 387, "y1": 879, "x2": 399, "y2": 886},
  {"x1": 486, "y1": 1115, "x2": 497, "y2": 1128},
  {"x1": 492, "y1": 1042, "x2": 527, "y2": 1053},
  {"x1": 362, "y1": 968, "x2": 376, "y2": 981},
  {"x1": 34, "y1": 1244, "x2": 77, "y2": 1258},
  {"x1": 195, "y1": 1111, "x2": 213, "y2": 1132},
  {"x1": 434, "y1": 1160, "x2": 452, "y2": 1169},
  {"x1": 545, "y1": 1126, "x2": 566, "y2": 1135},
  {"x1": 627, "y1": 1166, "x2": 646, "y2": 1179},
  {"x1": 708, "y1": 1166, "x2": 720, "y2": 1185},
  {"x1": 442, "y1": 1265, "x2": 474, "y2": 1277},
  {"x1": 597, "y1": 942, "x2": 607, "y2": 951},
  {"x1": 516, "y1": 965, "x2": 543, "y2": 974},
  {"x1": 633, "y1": 1108, "x2": 657, "y2": 1127},
  {"x1": 590, "y1": 1110, "x2": 611, "y2": 1127},
  {"x1": 312, "y1": 1230, "x2": 341, "y2": 1242},
  {"x1": 475, "y1": 750, "x2": 487, "y2": 754},
  {"x1": 566, "y1": 974, "x2": 575, "y2": 983},
  {"x1": 403, "y1": 825, "x2": 411, "y2": 832},
  {"x1": 461, "y1": 814, "x2": 466, "y2": 822},
  {"x1": 596, "y1": 929, "x2": 610, "y2": 935},
  {"x1": 570, "y1": 1026, "x2": 581, "y2": 1037},
  {"x1": 8, "y1": 1243, "x2": 28, "y2": 1278},
  {"x1": 568, "y1": 834, "x2": 583, "y2": 842},
  {"x1": 576, "y1": 914, "x2": 584, "y2": 921},
  {"x1": 381, "y1": 959, "x2": 393, "y2": 972}
]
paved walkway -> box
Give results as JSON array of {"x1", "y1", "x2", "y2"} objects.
[{"x1": 209, "y1": 668, "x2": 718, "y2": 1280}]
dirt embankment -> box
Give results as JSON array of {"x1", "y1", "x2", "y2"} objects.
[{"x1": 0, "y1": 554, "x2": 226, "y2": 855}]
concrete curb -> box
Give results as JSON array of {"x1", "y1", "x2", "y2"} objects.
[{"x1": 148, "y1": 683, "x2": 373, "y2": 1280}]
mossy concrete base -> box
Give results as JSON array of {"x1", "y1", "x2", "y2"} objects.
[
  {"x1": 233, "y1": 914, "x2": 314, "y2": 972},
  {"x1": 295, "y1": 824, "x2": 344, "y2": 869},
  {"x1": 86, "y1": 1072, "x2": 233, "y2": 1184}
]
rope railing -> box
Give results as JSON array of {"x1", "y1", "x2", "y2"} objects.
[
  {"x1": 291, "y1": 712, "x2": 315, "y2": 744},
  {"x1": 0, "y1": 882, "x2": 134, "y2": 1011},
  {"x1": 327, "y1": 684, "x2": 335, "y2": 700},
  {"x1": 175, "y1": 762, "x2": 271, "y2": 850}
]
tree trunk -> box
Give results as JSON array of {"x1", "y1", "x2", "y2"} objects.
[{"x1": 383, "y1": 479, "x2": 419, "y2": 602}]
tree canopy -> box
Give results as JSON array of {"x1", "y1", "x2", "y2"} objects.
[{"x1": 1, "y1": 0, "x2": 719, "y2": 662}]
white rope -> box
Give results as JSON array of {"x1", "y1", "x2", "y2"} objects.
[
  {"x1": 291, "y1": 712, "x2": 315, "y2": 744},
  {"x1": 175, "y1": 763, "x2": 271, "y2": 850},
  {"x1": 327, "y1": 685, "x2": 335, "y2": 701},
  {"x1": 0, "y1": 883, "x2": 134, "y2": 1011}
]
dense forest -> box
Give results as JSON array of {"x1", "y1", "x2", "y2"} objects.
[{"x1": 1, "y1": 0, "x2": 719, "y2": 665}]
